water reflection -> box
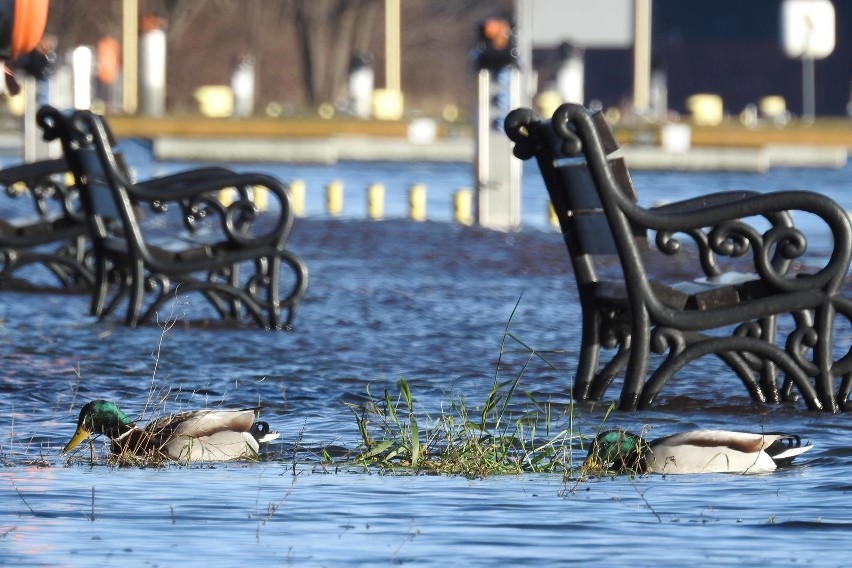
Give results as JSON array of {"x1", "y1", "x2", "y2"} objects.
[{"x1": 2, "y1": 462, "x2": 852, "y2": 565}]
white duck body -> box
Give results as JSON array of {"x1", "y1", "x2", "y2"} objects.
[
  {"x1": 646, "y1": 430, "x2": 812, "y2": 474},
  {"x1": 136, "y1": 408, "x2": 279, "y2": 463}
]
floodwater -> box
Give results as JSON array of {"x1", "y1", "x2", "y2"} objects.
[{"x1": 2, "y1": 147, "x2": 852, "y2": 566}]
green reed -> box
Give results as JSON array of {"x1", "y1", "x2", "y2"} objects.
[{"x1": 346, "y1": 299, "x2": 598, "y2": 477}]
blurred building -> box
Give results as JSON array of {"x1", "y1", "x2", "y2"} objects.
[{"x1": 532, "y1": 0, "x2": 852, "y2": 117}]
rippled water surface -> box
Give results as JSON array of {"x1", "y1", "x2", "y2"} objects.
[{"x1": 2, "y1": 150, "x2": 852, "y2": 565}]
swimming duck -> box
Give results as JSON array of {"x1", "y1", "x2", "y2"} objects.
[
  {"x1": 63, "y1": 400, "x2": 280, "y2": 463},
  {"x1": 584, "y1": 429, "x2": 813, "y2": 475}
]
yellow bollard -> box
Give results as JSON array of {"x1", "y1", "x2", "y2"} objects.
[
  {"x1": 251, "y1": 185, "x2": 269, "y2": 211},
  {"x1": 409, "y1": 183, "x2": 427, "y2": 222},
  {"x1": 327, "y1": 180, "x2": 344, "y2": 217},
  {"x1": 218, "y1": 187, "x2": 237, "y2": 207},
  {"x1": 219, "y1": 186, "x2": 267, "y2": 211},
  {"x1": 548, "y1": 202, "x2": 559, "y2": 228},
  {"x1": 289, "y1": 179, "x2": 306, "y2": 217},
  {"x1": 453, "y1": 188, "x2": 473, "y2": 226},
  {"x1": 10, "y1": 181, "x2": 28, "y2": 195},
  {"x1": 367, "y1": 183, "x2": 385, "y2": 220}
]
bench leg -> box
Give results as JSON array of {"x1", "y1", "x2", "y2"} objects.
[
  {"x1": 813, "y1": 304, "x2": 839, "y2": 413},
  {"x1": 91, "y1": 254, "x2": 111, "y2": 317},
  {"x1": 588, "y1": 334, "x2": 631, "y2": 400},
  {"x1": 756, "y1": 315, "x2": 781, "y2": 403},
  {"x1": 125, "y1": 259, "x2": 145, "y2": 327},
  {"x1": 267, "y1": 255, "x2": 281, "y2": 329},
  {"x1": 839, "y1": 373, "x2": 852, "y2": 410},
  {"x1": 572, "y1": 308, "x2": 603, "y2": 401},
  {"x1": 619, "y1": 309, "x2": 651, "y2": 411},
  {"x1": 277, "y1": 251, "x2": 309, "y2": 329},
  {"x1": 229, "y1": 262, "x2": 242, "y2": 319}
]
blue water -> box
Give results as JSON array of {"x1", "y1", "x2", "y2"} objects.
[{"x1": 2, "y1": 147, "x2": 852, "y2": 565}]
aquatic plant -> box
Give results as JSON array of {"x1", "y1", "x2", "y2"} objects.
[{"x1": 346, "y1": 300, "x2": 592, "y2": 477}]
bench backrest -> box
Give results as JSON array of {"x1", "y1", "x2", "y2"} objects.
[
  {"x1": 36, "y1": 106, "x2": 141, "y2": 255},
  {"x1": 525, "y1": 108, "x2": 643, "y2": 286}
]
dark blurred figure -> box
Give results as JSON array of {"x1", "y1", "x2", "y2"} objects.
[{"x1": 14, "y1": 33, "x2": 56, "y2": 104}]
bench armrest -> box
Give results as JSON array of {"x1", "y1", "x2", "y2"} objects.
[
  {"x1": 632, "y1": 189, "x2": 851, "y2": 293},
  {"x1": 135, "y1": 166, "x2": 237, "y2": 191},
  {"x1": 0, "y1": 158, "x2": 67, "y2": 185},
  {"x1": 129, "y1": 171, "x2": 296, "y2": 249},
  {"x1": 546, "y1": 103, "x2": 852, "y2": 295},
  {"x1": 0, "y1": 157, "x2": 79, "y2": 224}
]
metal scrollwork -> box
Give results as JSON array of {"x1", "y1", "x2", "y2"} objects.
[
  {"x1": 0, "y1": 158, "x2": 93, "y2": 289},
  {"x1": 504, "y1": 101, "x2": 852, "y2": 412},
  {"x1": 36, "y1": 105, "x2": 308, "y2": 328}
]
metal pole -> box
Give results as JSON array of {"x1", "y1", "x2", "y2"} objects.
[
  {"x1": 475, "y1": 68, "x2": 490, "y2": 227},
  {"x1": 632, "y1": 0, "x2": 652, "y2": 114},
  {"x1": 514, "y1": 0, "x2": 534, "y2": 106},
  {"x1": 23, "y1": 76, "x2": 37, "y2": 162},
  {"x1": 802, "y1": 55, "x2": 815, "y2": 123},
  {"x1": 385, "y1": 0, "x2": 400, "y2": 93}
]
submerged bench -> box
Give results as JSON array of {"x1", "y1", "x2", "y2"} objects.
[
  {"x1": 38, "y1": 106, "x2": 308, "y2": 329},
  {"x1": 0, "y1": 157, "x2": 94, "y2": 290},
  {"x1": 505, "y1": 103, "x2": 852, "y2": 412}
]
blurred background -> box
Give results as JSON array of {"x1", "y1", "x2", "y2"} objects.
[{"x1": 4, "y1": 0, "x2": 851, "y2": 123}]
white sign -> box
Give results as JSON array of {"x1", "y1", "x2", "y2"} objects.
[
  {"x1": 529, "y1": 0, "x2": 633, "y2": 48},
  {"x1": 780, "y1": 0, "x2": 836, "y2": 59}
]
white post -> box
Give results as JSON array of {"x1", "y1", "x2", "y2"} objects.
[
  {"x1": 632, "y1": 0, "x2": 652, "y2": 114},
  {"x1": 122, "y1": 0, "x2": 138, "y2": 114},
  {"x1": 475, "y1": 67, "x2": 521, "y2": 230},
  {"x1": 780, "y1": 0, "x2": 835, "y2": 120},
  {"x1": 231, "y1": 53, "x2": 256, "y2": 118},
  {"x1": 139, "y1": 16, "x2": 166, "y2": 116},
  {"x1": 71, "y1": 46, "x2": 93, "y2": 109},
  {"x1": 348, "y1": 54, "x2": 374, "y2": 119}
]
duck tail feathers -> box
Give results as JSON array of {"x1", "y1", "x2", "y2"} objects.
[{"x1": 766, "y1": 434, "x2": 813, "y2": 466}]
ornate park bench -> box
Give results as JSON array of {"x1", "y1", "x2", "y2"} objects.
[
  {"x1": 0, "y1": 157, "x2": 94, "y2": 290},
  {"x1": 505, "y1": 103, "x2": 852, "y2": 412},
  {"x1": 37, "y1": 106, "x2": 308, "y2": 329}
]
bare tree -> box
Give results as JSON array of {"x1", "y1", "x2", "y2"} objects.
[
  {"x1": 152, "y1": 0, "x2": 381, "y2": 108},
  {"x1": 42, "y1": 0, "x2": 505, "y2": 114},
  {"x1": 292, "y1": 0, "x2": 380, "y2": 106}
]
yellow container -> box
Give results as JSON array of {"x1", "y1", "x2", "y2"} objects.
[
  {"x1": 372, "y1": 89, "x2": 404, "y2": 120},
  {"x1": 686, "y1": 93, "x2": 724, "y2": 126},
  {"x1": 194, "y1": 85, "x2": 234, "y2": 118}
]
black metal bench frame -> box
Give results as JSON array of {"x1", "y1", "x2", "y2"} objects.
[
  {"x1": 38, "y1": 106, "x2": 308, "y2": 329},
  {"x1": 0, "y1": 157, "x2": 94, "y2": 290},
  {"x1": 505, "y1": 103, "x2": 852, "y2": 412}
]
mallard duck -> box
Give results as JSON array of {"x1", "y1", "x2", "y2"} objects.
[
  {"x1": 63, "y1": 400, "x2": 280, "y2": 463},
  {"x1": 584, "y1": 429, "x2": 813, "y2": 475}
]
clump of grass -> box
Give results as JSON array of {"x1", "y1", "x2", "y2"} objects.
[{"x1": 346, "y1": 301, "x2": 593, "y2": 477}]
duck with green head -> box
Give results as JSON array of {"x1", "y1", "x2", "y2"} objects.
[
  {"x1": 64, "y1": 400, "x2": 280, "y2": 463},
  {"x1": 584, "y1": 429, "x2": 813, "y2": 475}
]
